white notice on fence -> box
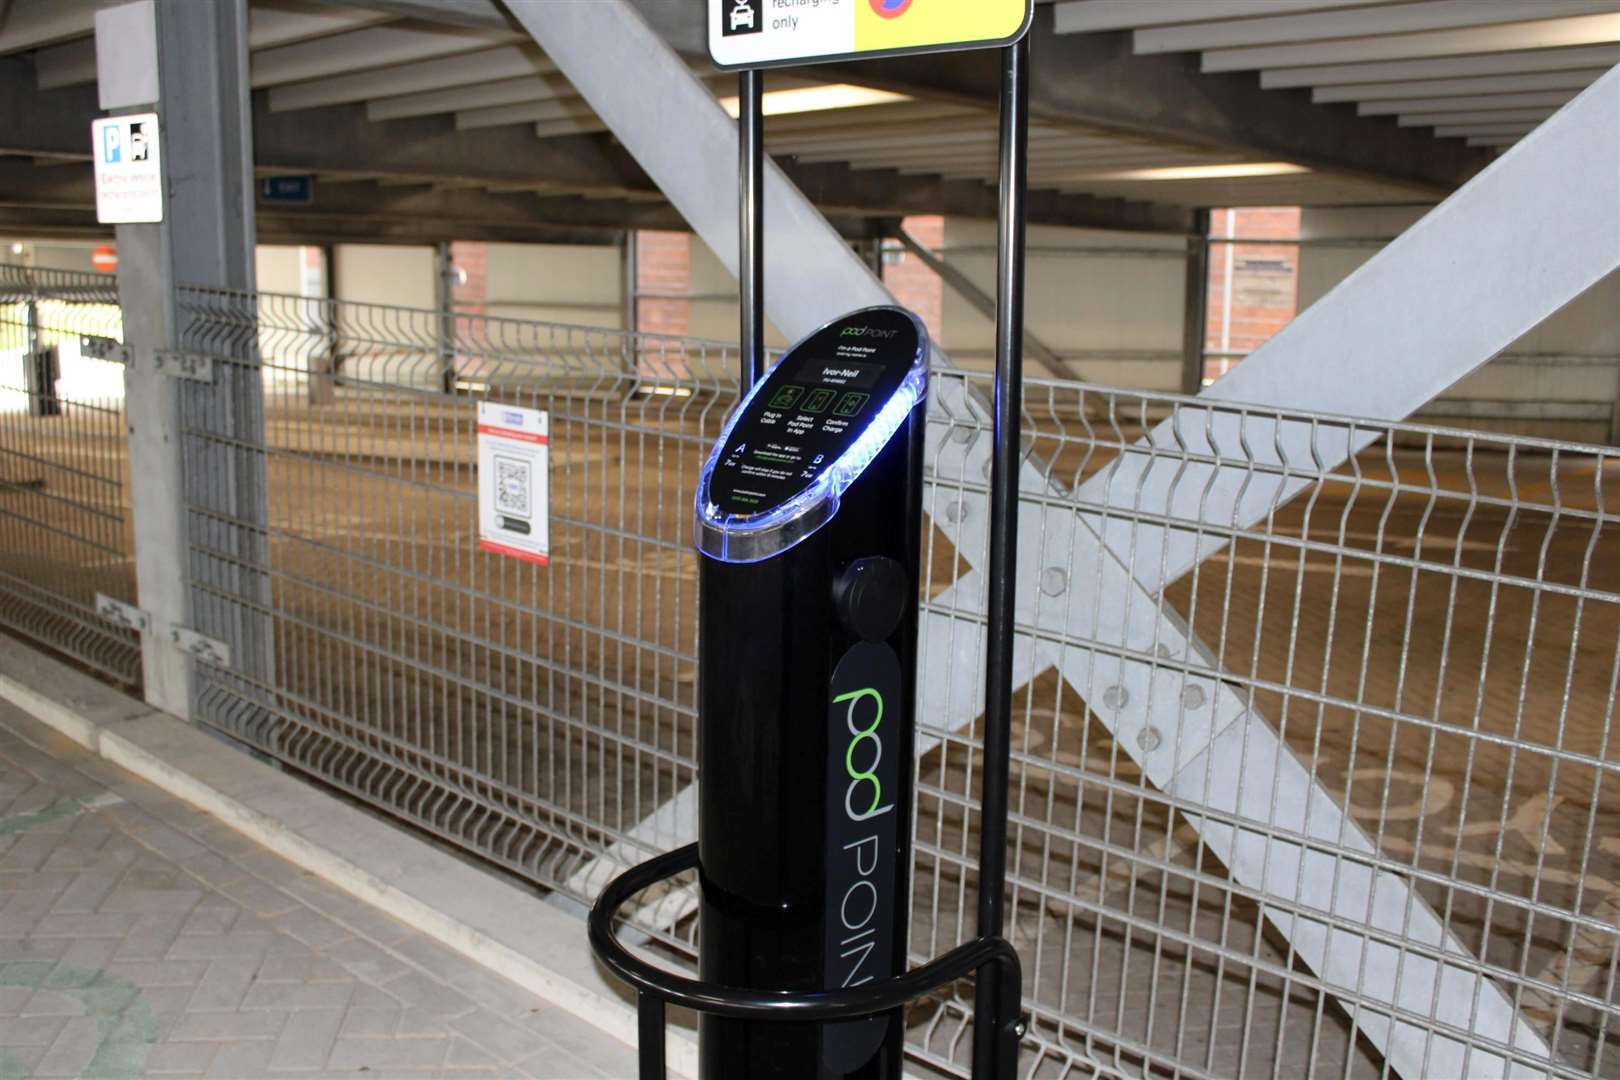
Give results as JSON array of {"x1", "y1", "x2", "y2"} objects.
[
  {"x1": 90, "y1": 113, "x2": 162, "y2": 224},
  {"x1": 477, "y1": 402, "x2": 550, "y2": 566}
]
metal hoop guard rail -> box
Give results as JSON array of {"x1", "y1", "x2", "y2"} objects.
[{"x1": 589, "y1": 843, "x2": 1025, "y2": 1080}]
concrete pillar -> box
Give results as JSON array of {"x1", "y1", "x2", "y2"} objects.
[{"x1": 98, "y1": 0, "x2": 265, "y2": 718}]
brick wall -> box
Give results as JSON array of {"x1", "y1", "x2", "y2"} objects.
[
  {"x1": 634, "y1": 230, "x2": 692, "y2": 338},
  {"x1": 1204, "y1": 206, "x2": 1300, "y2": 384},
  {"x1": 450, "y1": 241, "x2": 487, "y2": 316},
  {"x1": 883, "y1": 215, "x2": 945, "y2": 342}
]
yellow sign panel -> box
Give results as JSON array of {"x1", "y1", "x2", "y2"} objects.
[
  {"x1": 710, "y1": 0, "x2": 1033, "y2": 70},
  {"x1": 855, "y1": 0, "x2": 1026, "y2": 54}
]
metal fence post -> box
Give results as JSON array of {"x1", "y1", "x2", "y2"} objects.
[
  {"x1": 738, "y1": 68, "x2": 764, "y2": 392},
  {"x1": 973, "y1": 37, "x2": 1029, "y2": 1078},
  {"x1": 436, "y1": 240, "x2": 457, "y2": 393},
  {"x1": 1181, "y1": 209, "x2": 1210, "y2": 394},
  {"x1": 314, "y1": 244, "x2": 339, "y2": 405},
  {"x1": 23, "y1": 297, "x2": 38, "y2": 363},
  {"x1": 20, "y1": 296, "x2": 56, "y2": 419},
  {"x1": 99, "y1": 0, "x2": 262, "y2": 719}
]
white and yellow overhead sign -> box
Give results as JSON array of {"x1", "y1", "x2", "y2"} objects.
[{"x1": 709, "y1": 0, "x2": 1033, "y2": 70}]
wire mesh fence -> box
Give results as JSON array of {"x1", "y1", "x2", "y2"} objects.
[
  {"x1": 916, "y1": 376, "x2": 1619, "y2": 1079},
  {"x1": 167, "y1": 287, "x2": 1618, "y2": 1080},
  {"x1": 176, "y1": 285, "x2": 730, "y2": 932},
  {"x1": 0, "y1": 265, "x2": 139, "y2": 686}
]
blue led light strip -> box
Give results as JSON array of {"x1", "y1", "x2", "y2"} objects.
[{"x1": 694, "y1": 308, "x2": 928, "y2": 564}]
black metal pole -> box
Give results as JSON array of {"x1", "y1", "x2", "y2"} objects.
[
  {"x1": 973, "y1": 37, "x2": 1028, "y2": 1078},
  {"x1": 638, "y1": 993, "x2": 666, "y2": 1080},
  {"x1": 739, "y1": 68, "x2": 765, "y2": 391}
]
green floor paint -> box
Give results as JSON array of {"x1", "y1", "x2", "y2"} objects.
[
  {"x1": 0, "y1": 961, "x2": 157, "y2": 1079},
  {"x1": 0, "y1": 796, "x2": 85, "y2": 838}
]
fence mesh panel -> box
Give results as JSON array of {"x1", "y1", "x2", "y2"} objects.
[
  {"x1": 0, "y1": 265, "x2": 139, "y2": 685},
  {"x1": 176, "y1": 286, "x2": 730, "y2": 933},
  {"x1": 172, "y1": 287, "x2": 1619, "y2": 1080},
  {"x1": 918, "y1": 374, "x2": 1619, "y2": 1079}
]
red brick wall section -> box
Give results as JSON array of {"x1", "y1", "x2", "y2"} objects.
[
  {"x1": 883, "y1": 215, "x2": 945, "y2": 343},
  {"x1": 450, "y1": 241, "x2": 487, "y2": 317},
  {"x1": 1204, "y1": 206, "x2": 1301, "y2": 385},
  {"x1": 635, "y1": 230, "x2": 692, "y2": 339},
  {"x1": 629, "y1": 221, "x2": 943, "y2": 346}
]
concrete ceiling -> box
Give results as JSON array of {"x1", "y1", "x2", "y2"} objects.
[{"x1": 1, "y1": 0, "x2": 1611, "y2": 242}]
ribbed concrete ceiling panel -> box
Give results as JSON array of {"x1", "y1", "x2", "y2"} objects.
[
  {"x1": 1134, "y1": 0, "x2": 1617, "y2": 54},
  {"x1": 251, "y1": 20, "x2": 516, "y2": 87},
  {"x1": 1320, "y1": 70, "x2": 1607, "y2": 102},
  {"x1": 12, "y1": 0, "x2": 1589, "y2": 234},
  {"x1": 0, "y1": 0, "x2": 112, "y2": 55},
  {"x1": 1054, "y1": 0, "x2": 1620, "y2": 152},
  {"x1": 366, "y1": 72, "x2": 578, "y2": 122},
  {"x1": 1053, "y1": 0, "x2": 1393, "y2": 35},
  {"x1": 1358, "y1": 89, "x2": 1580, "y2": 114},
  {"x1": 1201, "y1": 11, "x2": 1620, "y2": 71},
  {"x1": 267, "y1": 43, "x2": 551, "y2": 111},
  {"x1": 1263, "y1": 42, "x2": 1620, "y2": 86},
  {"x1": 249, "y1": 2, "x2": 393, "y2": 49}
]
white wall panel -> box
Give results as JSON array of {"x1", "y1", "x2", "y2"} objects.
[
  {"x1": 938, "y1": 218, "x2": 1186, "y2": 386},
  {"x1": 482, "y1": 242, "x2": 622, "y2": 330},
  {"x1": 253, "y1": 244, "x2": 303, "y2": 296},
  {"x1": 684, "y1": 234, "x2": 786, "y2": 347},
  {"x1": 334, "y1": 244, "x2": 434, "y2": 311},
  {"x1": 1299, "y1": 205, "x2": 1619, "y2": 441}
]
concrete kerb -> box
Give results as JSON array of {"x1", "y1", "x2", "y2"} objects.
[{"x1": 0, "y1": 634, "x2": 697, "y2": 1078}]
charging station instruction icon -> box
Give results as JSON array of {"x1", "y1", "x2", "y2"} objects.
[
  {"x1": 769, "y1": 384, "x2": 804, "y2": 409},
  {"x1": 708, "y1": 0, "x2": 1032, "y2": 69}
]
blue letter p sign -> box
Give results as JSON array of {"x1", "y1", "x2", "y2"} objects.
[{"x1": 102, "y1": 125, "x2": 122, "y2": 164}]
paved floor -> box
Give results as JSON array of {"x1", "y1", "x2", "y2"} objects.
[{"x1": 0, "y1": 703, "x2": 637, "y2": 1079}]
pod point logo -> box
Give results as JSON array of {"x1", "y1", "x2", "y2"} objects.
[
  {"x1": 870, "y1": 0, "x2": 914, "y2": 17},
  {"x1": 840, "y1": 325, "x2": 900, "y2": 339},
  {"x1": 824, "y1": 643, "x2": 902, "y2": 1069}
]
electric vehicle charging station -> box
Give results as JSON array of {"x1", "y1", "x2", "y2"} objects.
[
  {"x1": 587, "y1": 4, "x2": 1034, "y2": 1077},
  {"x1": 694, "y1": 305, "x2": 929, "y2": 1077}
]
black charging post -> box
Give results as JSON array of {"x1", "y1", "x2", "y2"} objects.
[
  {"x1": 588, "y1": 5, "x2": 1035, "y2": 1077},
  {"x1": 695, "y1": 306, "x2": 928, "y2": 1077}
]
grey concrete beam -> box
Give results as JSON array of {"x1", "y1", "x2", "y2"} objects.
[
  {"x1": 0, "y1": 159, "x2": 890, "y2": 245},
  {"x1": 0, "y1": 57, "x2": 99, "y2": 157},
  {"x1": 0, "y1": 155, "x2": 700, "y2": 242},
  {"x1": 0, "y1": 207, "x2": 112, "y2": 237},
  {"x1": 336, "y1": 0, "x2": 514, "y2": 33},
  {"x1": 0, "y1": 204, "x2": 630, "y2": 247},
  {"x1": 782, "y1": 159, "x2": 1191, "y2": 233}
]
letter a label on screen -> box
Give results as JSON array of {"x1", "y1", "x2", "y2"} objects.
[{"x1": 710, "y1": 0, "x2": 1031, "y2": 70}]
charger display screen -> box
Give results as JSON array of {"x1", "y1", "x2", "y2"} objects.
[{"x1": 709, "y1": 310, "x2": 921, "y2": 517}]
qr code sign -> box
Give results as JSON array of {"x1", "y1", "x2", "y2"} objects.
[{"x1": 494, "y1": 455, "x2": 531, "y2": 519}]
